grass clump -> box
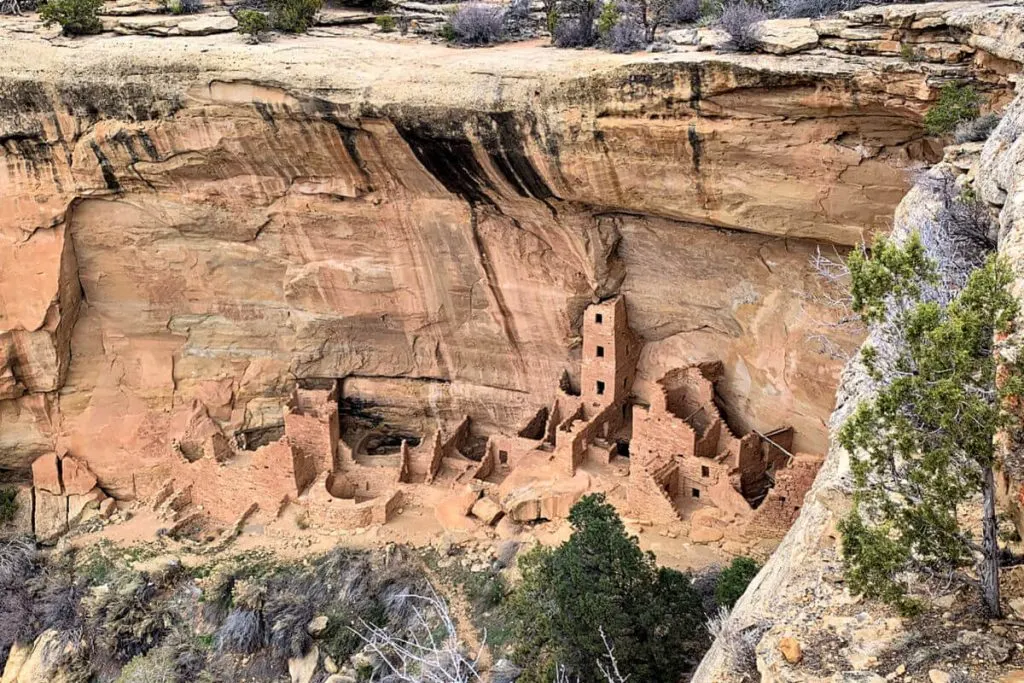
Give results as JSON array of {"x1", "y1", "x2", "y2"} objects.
[
  {"x1": 374, "y1": 13, "x2": 396, "y2": 30},
  {"x1": 924, "y1": 83, "x2": 981, "y2": 135},
  {"x1": 39, "y1": 0, "x2": 103, "y2": 35}
]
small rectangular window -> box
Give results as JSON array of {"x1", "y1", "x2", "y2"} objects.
[
  {"x1": 596, "y1": 380, "x2": 605, "y2": 395},
  {"x1": 701, "y1": 466, "x2": 710, "y2": 478},
  {"x1": 595, "y1": 313, "x2": 603, "y2": 324},
  {"x1": 596, "y1": 345, "x2": 605, "y2": 358},
  {"x1": 691, "y1": 488, "x2": 700, "y2": 498},
  {"x1": 499, "y1": 450, "x2": 509, "y2": 464}
]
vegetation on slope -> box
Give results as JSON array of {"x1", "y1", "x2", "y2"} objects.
[
  {"x1": 834, "y1": 165, "x2": 1022, "y2": 617},
  {"x1": 506, "y1": 494, "x2": 708, "y2": 682}
]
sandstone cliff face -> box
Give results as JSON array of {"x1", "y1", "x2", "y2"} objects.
[
  {"x1": 0, "y1": 8, "x2": 1006, "y2": 499},
  {"x1": 690, "y1": 141, "x2": 1011, "y2": 683},
  {"x1": 693, "y1": 53, "x2": 1024, "y2": 683}
]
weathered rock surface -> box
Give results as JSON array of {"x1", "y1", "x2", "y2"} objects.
[
  {"x1": 0, "y1": 4, "x2": 1017, "y2": 508},
  {"x1": 754, "y1": 19, "x2": 819, "y2": 55},
  {"x1": 106, "y1": 13, "x2": 238, "y2": 36},
  {"x1": 693, "y1": 88, "x2": 1024, "y2": 682}
]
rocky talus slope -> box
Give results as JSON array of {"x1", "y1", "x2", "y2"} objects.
[{"x1": 2, "y1": 1, "x2": 1019, "y2": 508}]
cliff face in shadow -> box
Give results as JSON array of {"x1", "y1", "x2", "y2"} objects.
[{"x1": 0, "y1": 5, "x2": 1013, "y2": 504}]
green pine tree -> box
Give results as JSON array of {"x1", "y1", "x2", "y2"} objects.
[
  {"x1": 839, "y1": 233, "x2": 1021, "y2": 616},
  {"x1": 507, "y1": 494, "x2": 705, "y2": 682}
]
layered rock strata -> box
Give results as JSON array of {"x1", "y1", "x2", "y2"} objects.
[
  {"x1": 0, "y1": 3, "x2": 1015, "y2": 508},
  {"x1": 694, "y1": 76, "x2": 1024, "y2": 683}
]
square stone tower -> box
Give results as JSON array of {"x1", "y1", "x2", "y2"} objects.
[{"x1": 581, "y1": 296, "x2": 638, "y2": 409}]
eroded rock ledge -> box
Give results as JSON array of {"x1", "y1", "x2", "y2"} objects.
[
  {"x1": 694, "y1": 75, "x2": 1024, "y2": 683},
  {"x1": 0, "y1": 4, "x2": 1019, "y2": 533}
]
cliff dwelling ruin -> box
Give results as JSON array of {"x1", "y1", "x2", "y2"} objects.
[{"x1": 20, "y1": 295, "x2": 820, "y2": 548}]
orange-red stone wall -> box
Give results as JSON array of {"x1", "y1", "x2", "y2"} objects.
[
  {"x1": 746, "y1": 454, "x2": 822, "y2": 537},
  {"x1": 581, "y1": 297, "x2": 638, "y2": 410},
  {"x1": 631, "y1": 404, "x2": 698, "y2": 467},
  {"x1": 627, "y1": 459, "x2": 681, "y2": 524}
]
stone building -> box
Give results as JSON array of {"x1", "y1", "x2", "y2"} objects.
[{"x1": 22, "y1": 296, "x2": 821, "y2": 545}]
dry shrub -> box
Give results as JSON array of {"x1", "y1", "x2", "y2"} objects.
[
  {"x1": 450, "y1": 2, "x2": 506, "y2": 43},
  {"x1": 604, "y1": 3, "x2": 645, "y2": 52},
  {"x1": 718, "y1": 1, "x2": 766, "y2": 51},
  {"x1": 954, "y1": 113, "x2": 1001, "y2": 144}
]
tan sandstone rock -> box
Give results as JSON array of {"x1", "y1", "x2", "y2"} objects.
[
  {"x1": 755, "y1": 19, "x2": 820, "y2": 54},
  {"x1": 288, "y1": 644, "x2": 319, "y2": 683},
  {"x1": 471, "y1": 497, "x2": 505, "y2": 525},
  {"x1": 689, "y1": 524, "x2": 725, "y2": 544},
  {"x1": 3, "y1": 630, "x2": 80, "y2": 683},
  {"x1": 67, "y1": 487, "x2": 105, "y2": 526},
  {"x1": 60, "y1": 455, "x2": 97, "y2": 495},
  {"x1": 778, "y1": 636, "x2": 803, "y2": 664},
  {"x1": 31, "y1": 452, "x2": 61, "y2": 494},
  {"x1": 307, "y1": 615, "x2": 329, "y2": 636},
  {"x1": 34, "y1": 490, "x2": 68, "y2": 544}
]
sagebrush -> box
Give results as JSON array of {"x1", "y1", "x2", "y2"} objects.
[
  {"x1": 718, "y1": 1, "x2": 766, "y2": 51},
  {"x1": 449, "y1": 2, "x2": 506, "y2": 43},
  {"x1": 236, "y1": 9, "x2": 269, "y2": 41},
  {"x1": 267, "y1": 0, "x2": 320, "y2": 32},
  {"x1": 954, "y1": 112, "x2": 1001, "y2": 144}
]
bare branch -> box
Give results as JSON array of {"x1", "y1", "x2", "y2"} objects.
[
  {"x1": 596, "y1": 627, "x2": 629, "y2": 683},
  {"x1": 353, "y1": 590, "x2": 482, "y2": 683}
]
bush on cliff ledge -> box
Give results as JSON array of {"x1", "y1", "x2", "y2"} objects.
[
  {"x1": 839, "y1": 233, "x2": 1020, "y2": 617},
  {"x1": 236, "y1": 9, "x2": 270, "y2": 41},
  {"x1": 507, "y1": 494, "x2": 706, "y2": 682},
  {"x1": 924, "y1": 83, "x2": 981, "y2": 136},
  {"x1": 714, "y1": 556, "x2": 761, "y2": 609},
  {"x1": 267, "y1": 0, "x2": 320, "y2": 32},
  {"x1": 39, "y1": 0, "x2": 103, "y2": 35}
]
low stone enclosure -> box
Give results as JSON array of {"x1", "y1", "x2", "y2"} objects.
[{"x1": 17, "y1": 296, "x2": 821, "y2": 545}]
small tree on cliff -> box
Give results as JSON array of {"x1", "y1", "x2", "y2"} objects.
[
  {"x1": 838, "y1": 233, "x2": 1021, "y2": 616},
  {"x1": 507, "y1": 494, "x2": 705, "y2": 682},
  {"x1": 39, "y1": 0, "x2": 103, "y2": 35}
]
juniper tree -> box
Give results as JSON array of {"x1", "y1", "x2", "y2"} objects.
[
  {"x1": 507, "y1": 494, "x2": 705, "y2": 682},
  {"x1": 838, "y1": 234, "x2": 1021, "y2": 616}
]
